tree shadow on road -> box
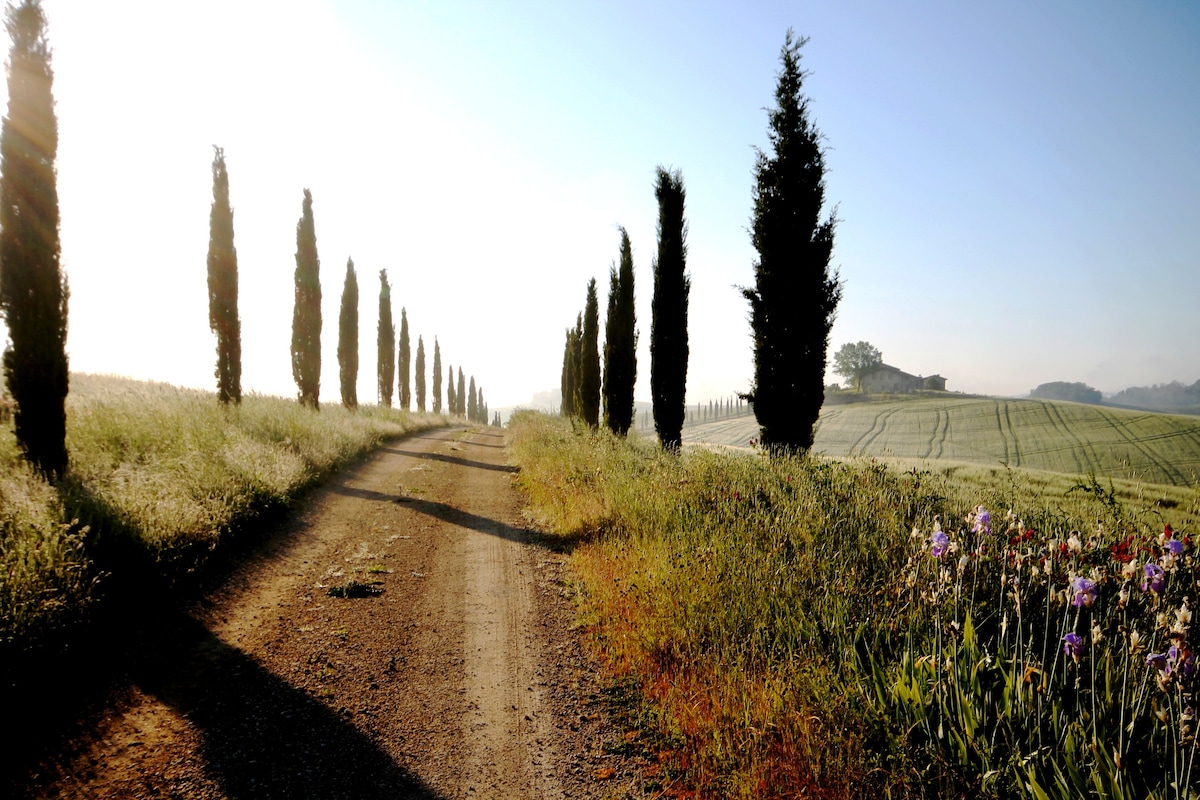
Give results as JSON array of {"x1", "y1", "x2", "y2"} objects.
[
  {"x1": 131, "y1": 612, "x2": 446, "y2": 800},
  {"x1": 380, "y1": 445, "x2": 517, "y2": 474},
  {"x1": 328, "y1": 483, "x2": 543, "y2": 549}
]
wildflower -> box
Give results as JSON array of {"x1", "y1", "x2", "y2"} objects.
[
  {"x1": 1129, "y1": 628, "x2": 1144, "y2": 653},
  {"x1": 957, "y1": 555, "x2": 970, "y2": 573},
  {"x1": 1142, "y1": 563, "x2": 1166, "y2": 594},
  {"x1": 970, "y1": 506, "x2": 991, "y2": 536},
  {"x1": 1063, "y1": 632, "x2": 1085, "y2": 659},
  {"x1": 1147, "y1": 652, "x2": 1170, "y2": 672},
  {"x1": 1121, "y1": 560, "x2": 1140, "y2": 580},
  {"x1": 1091, "y1": 622, "x2": 1104, "y2": 646},
  {"x1": 1071, "y1": 576, "x2": 1098, "y2": 608},
  {"x1": 1067, "y1": 532, "x2": 1083, "y2": 554},
  {"x1": 931, "y1": 526, "x2": 950, "y2": 559},
  {"x1": 1176, "y1": 598, "x2": 1193, "y2": 630},
  {"x1": 1118, "y1": 585, "x2": 1130, "y2": 607},
  {"x1": 1166, "y1": 539, "x2": 1184, "y2": 555}
]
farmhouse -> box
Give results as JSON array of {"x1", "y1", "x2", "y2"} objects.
[{"x1": 860, "y1": 364, "x2": 947, "y2": 394}]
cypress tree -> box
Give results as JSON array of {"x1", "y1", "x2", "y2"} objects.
[
  {"x1": 206, "y1": 145, "x2": 241, "y2": 406},
  {"x1": 432, "y1": 338, "x2": 442, "y2": 413},
  {"x1": 446, "y1": 363, "x2": 455, "y2": 414},
  {"x1": 560, "y1": 326, "x2": 576, "y2": 417},
  {"x1": 467, "y1": 375, "x2": 477, "y2": 422},
  {"x1": 337, "y1": 257, "x2": 358, "y2": 409},
  {"x1": 578, "y1": 279, "x2": 601, "y2": 428},
  {"x1": 602, "y1": 228, "x2": 636, "y2": 435},
  {"x1": 415, "y1": 335, "x2": 426, "y2": 413},
  {"x1": 291, "y1": 189, "x2": 322, "y2": 409},
  {"x1": 0, "y1": 0, "x2": 66, "y2": 478},
  {"x1": 650, "y1": 166, "x2": 689, "y2": 452},
  {"x1": 570, "y1": 314, "x2": 583, "y2": 417},
  {"x1": 742, "y1": 31, "x2": 842, "y2": 453},
  {"x1": 376, "y1": 269, "x2": 394, "y2": 406},
  {"x1": 456, "y1": 368, "x2": 465, "y2": 417},
  {"x1": 397, "y1": 307, "x2": 411, "y2": 410}
]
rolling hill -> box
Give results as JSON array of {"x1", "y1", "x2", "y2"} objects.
[{"x1": 681, "y1": 395, "x2": 1200, "y2": 487}]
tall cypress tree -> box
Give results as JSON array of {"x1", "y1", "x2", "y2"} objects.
[
  {"x1": 432, "y1": 338, "x2": 442, "y2": 413},
  {"x1": 578, "y1": 279, "x2": 601, "y2": 428},
  {"x1": 397, "y1": 307, "x2": 411, "y2": 410},
  {"x1": 446, "y1": 363, "x2": 455, "y2": 414},
  {"x1": 743, "y1": 31, "x2": 842, "y2": 453},
  {"x1": 337, "y1": 257, "x2": 358, "y2": 409},
  {"x1": 376, "y1": 269, "x2": 394, "y2": 406},
  {"x1": 291, "y1": 189, "x2": 322, "y2": 409},
  {"x1": 456, "y1": 368, "x2": 466, "y2": 417},
  {"x1": 206, "y1": 145, "x2": 241, "y2": 406},
  {"x1": 651, "y1": 166, "x2": 689, "y2": 452},
  {"x1": 0, "y1": 0, "x2": 66, "y2": 478},
  {"x1": 467, "y1": 375, "x2": 477, "y2": 422},
  {"x1": 602, "y1": 228, "x2": 636, "y2": 435},
  {"x1": 415, "y1": 335, "x2": 426, "y2": 413},
  {"x1": 560, "y1": 326, "x2": 576, "y2": 417}
]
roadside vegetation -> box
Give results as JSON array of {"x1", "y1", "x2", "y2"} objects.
[
  {"x1": 509, "y1": 410, "x2": 1200, "y2": 798},
  {"x1": 0, "y1": 373, "x2": 448, "y2": 652}
]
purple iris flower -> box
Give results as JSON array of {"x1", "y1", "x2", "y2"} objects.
[
  {"x1": 1165, "y1": 539, "x2": 1184, "y2": 555},
  {"x1": 972, "y1": 507, "x2": 991, "y2": 535},
  {"x1": 1142, "y1": 564, "x2": 1166, "y2": 593},
  {"x1": 1071, "y1": 577, "x2": 1098, "y2": 607},
  {"x1": 1062, "y1": 633, "x2": 1085, "y2": 658},
  {"x1": 1147, "y1": 652, "x2": 1170, "y2": 672},
  {"x1": 931, "y1": 530, "x2": 950, "y2": 558}
]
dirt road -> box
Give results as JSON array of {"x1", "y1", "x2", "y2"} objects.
[{"x1": 16, "y1": 427, "x2": 644, "y2": 799}]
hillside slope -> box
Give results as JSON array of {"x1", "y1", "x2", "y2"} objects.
[{"x1": 683, "y1": 395, "x2": 1200, "y2": 486}]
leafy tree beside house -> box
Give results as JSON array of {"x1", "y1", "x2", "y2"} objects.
[
  {"x1": 377, "y1": 270, "x2": 394, "y2": 406},
  {"x1": 337, "y1": 258, "x2": 358, "y2": 408},
  {"x1": 742, "y1": 31, "x2": 842, "y2": 453},
  {"x1": 291, "y1": 189, "x2": 322, "y2": 409},
  {"x1": 602, "y1": 228, "x2": 636, "y2": 436},
  {"x1": 0, "y1": 0, "x2": 67, "y2": 478},
  {"x1": 207, "y1": 146, "x2": 241, "y2": 405},
  {"x1": 833, "y1": 341, "x2": 882, "y2": 392},
  {"x1": 397, "y1": 307, "x2": 411, "y2": 410},
  {"x1": 650, "y1": 166, "x2": 689, "y2": 452}
]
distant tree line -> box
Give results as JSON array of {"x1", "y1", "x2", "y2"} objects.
[{"x1": 1030, "y1": 381, "x2": 1102, "y2": 405}]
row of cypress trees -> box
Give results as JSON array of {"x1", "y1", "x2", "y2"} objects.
[
  {"x1": 561, "y1": 167, "x2": 690, "y2": 452},
  {"x1": 207, "y1": 146, "x2": 484, "y2": 418},
  {"x1": 559, "y1": 31, "x2": 841, "y2": 456}
]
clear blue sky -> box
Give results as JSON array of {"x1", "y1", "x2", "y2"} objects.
[{"x1": 15, "y1": 0, "x2": 1200, "y2": 407}]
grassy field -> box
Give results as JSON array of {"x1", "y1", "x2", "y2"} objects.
[
  {"x1": 684, "y1": 394, "x2": 1200, "y2": 487},
  {"x1": 0, "y1": 373, "x2": 449, "y2": 651},
  {"x1": 511, "y1": 411, "x2": 1200, "y2": 798}
]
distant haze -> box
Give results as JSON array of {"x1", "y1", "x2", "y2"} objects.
[{"x1": 2, "y1": 1, "x2": 1195, "y2": 407}]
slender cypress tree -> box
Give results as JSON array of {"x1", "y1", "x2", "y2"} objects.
[
  {"x1": 377, "y1": 269, "x2": 394, "y2": 406},
  {"x1": 602, "y1": 228, "x2": 636, "y2": 435},
  {"x1": 743, "y1": 31, "x2": 842, "y2": 453},
  {"x1": 337, "y1": 257, "x2": 358, "y2": 408},
  {"x1": 456, "y1": 368, "x2": 466, "y2": 417},
  {"x1": 651, "y1": 166, "x2": 689, "y2": 452},
  {"x1": 415, "y1": 335, "x2": 426, "y2": 412},
  {"x1": 291, "y1": 189, "x2": 322, "y2": 409},
  {"x1": 560, "y1": 326, "x2": 576, "y2": 417},
  {"x1": 206, "y1": 145, "x2": 241, "y2": 405},
  {"x1": 432, "y1": 338, "x2": 442, "y2": 413},
  {"x1": 578, "y1": 279, "x2": 601, "y2": 428},
  {"x1": 467, "y1": 376, "x2": 477, "y2": 422},
  {"x1": 446, "y1": 363, "x2": 455, "y2": 414},
  {"x1": 0, "y1": 0, "x2": 66, "y2": 478},
  {"x1": 397, "y1": 307, "x2": 411, "y2": 410}
]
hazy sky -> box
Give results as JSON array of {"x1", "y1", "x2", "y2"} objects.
[{"x1": 10, "y1": 0, "x2": 1199, "y2": 408}]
